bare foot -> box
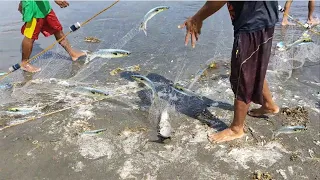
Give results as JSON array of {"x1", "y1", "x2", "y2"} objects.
[
  {"x1": 208, "y1": 127, "x2": 244, "y2": 143},
  {"x1": 21, "y1": 63, "x2": 41, "y2": 73},
  {"x1": 247, "y1": 106, "x2": 280, "y2": 118},
  {"x1": 307, "y1": 18, "x2": 320, "y2": 26},
  {"x1": 282, "y1": 20, "x2": 295, "y2": 26},
  {"x1": 71, "y1": 50, "x2": 87, "y2": 61}
]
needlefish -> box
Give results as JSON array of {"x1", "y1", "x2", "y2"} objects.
[
  {"x1": 277, "y1": 36, "x2": 313, "y2": 51},
  {"x1": 273, "y1": 125, "x2": 306, "y2": 138},
  {"x1": 84, "y1": 49, "x2": 131, "y2": 64},
  {"x1": 139, "y1": 6, "x2": 170, "y2": 36},
  {"x1": 172, "y1": 83, "x2": 202, "y2": 100},
  {"x1": 73, "y1": 86, "x2": 110, "y2": 97},
  {"x1": 131, "y1": 75, "x2": 157, "y2": 99}
]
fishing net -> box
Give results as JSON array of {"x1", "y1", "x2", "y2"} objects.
[{"x1": 1, "y1": 1, "x2": 320, "y2": 132}]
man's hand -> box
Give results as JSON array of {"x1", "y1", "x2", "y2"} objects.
[
  {"x1": 54, "y1": 0, "x2": 69, "y2": 8},
  {"x1": 178, "y1": 17, "x2": 203, "y2": 48},
  {"x1": 18, "y1": 1, "x2": 22, "y2": 14}
]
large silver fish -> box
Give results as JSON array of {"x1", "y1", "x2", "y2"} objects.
[
  {"x1": 85, "y1": 49, "x2": 131, "y2": 64},
  {"x1": 273, "y1": 125, "x2": 306, "y2": 138},
  {"x1": 131, "y1": 74, "x2": 157, "y2": 99},
  {"x1": 139, "y1": 6, "x2": 169, "y2": 36}
]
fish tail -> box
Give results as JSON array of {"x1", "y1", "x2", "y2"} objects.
[
  {"x1": 84, "y1": 54, "x2": 96, "y2": 64},
  {"x1": 139, "y1": 22, "x2": 147, "y2": 36}
]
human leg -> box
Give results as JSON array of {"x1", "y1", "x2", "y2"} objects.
[
  {"x1": 43, "y1": 10, "x2": 86, "y2": 61},
  {"x1": 307, "y1": 0, "x2": 319, "y2": 26},
  {"x1": 53, "y1": 30, "x2": 86, "y2": 61},
  {"x1": 209, "y1": 27, "x2": 277, "y2": 143},
  {"x1": 20, "y1": 18, "x2": 42, "y2": 72},
  {"x1": 282, "y1": 0, "x2": 295, "y2": 26}
]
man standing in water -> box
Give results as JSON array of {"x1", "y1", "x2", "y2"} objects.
[
  {"x1": 179, "y1": 1, "x2": 280, "y2": 143},
  {"x1": 18, "y1": 0, "x2": 86, "y2": 72},
  {"x1": 282, "y1": 0, "x2": 319, "y2": 26}
]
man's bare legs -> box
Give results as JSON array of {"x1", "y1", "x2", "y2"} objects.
[
  {"x1": 307, "y1": 0, "x2": 319, "y2": 26},
  {"x1": 21, "y1": 37, "x2": 41, "y2": 73},
  {"x1": 282, "y1": 0, "x2": 295, "y2": 26},
  {"x1": 248, "y1": 79, "x2": 280, "y2": 116},
  {"x1": 208, "y1": 99, "x2": 249, "y2": 143},
  {"x1": 54, "y1": 31, "x2": 86, "y2": 61},
  {"x1": 208, "y1": 79, "x2": 279, "y2": 143}
]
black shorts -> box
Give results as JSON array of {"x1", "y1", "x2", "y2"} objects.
[{"x1": 230, "y1": 26, "x2": 275, "y2": 105}]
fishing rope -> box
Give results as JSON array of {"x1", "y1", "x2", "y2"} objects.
[
  {"x1": 0, "y1": 92, "x2": 125, "y2": 131},
  {"x1": 0, "y1": 98, "x2": 101, "y2": 131},
  {"x1": 0, "y1": 0, "x2": 120, "y2": 82}
]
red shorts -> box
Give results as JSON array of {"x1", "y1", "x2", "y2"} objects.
[{"x1": 21, "y1": 10, "x2": 63, "y2": 40}]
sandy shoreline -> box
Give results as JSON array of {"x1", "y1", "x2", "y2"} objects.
[{"x1": 0, "y1": 77, "x2": 319, "y2": 180}]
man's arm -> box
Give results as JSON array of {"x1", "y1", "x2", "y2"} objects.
[{"x1": 193, "y1": 1, "x2": 227, "y2": 22}]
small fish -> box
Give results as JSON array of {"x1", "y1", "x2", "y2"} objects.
[
  {"x1": 74, "y1": 86, "x2": 109, "y2": 97},
  {"x1": 172, "y1": 83, "x2": 202, "y2": 99},
  {"x1": 6, "y1": 107, "x2": 36, "y2": 116},
  {"x1": 139, "y1": 6, "x2": 169, "y2": 36},
  {"x1": 273, "y1": 125, "x2": 306, "y2": 138},
  {"x1": 158, "y1": 108, "x2": 172, "y2": 138},
  {"x1": 131, "y1": 74, "x2": 157, "y2": 98},
  {"x1": 85, "y1": 49, "x2": 131, "y2": 64},
  {"x1": 82, "y1": 128, "x2": 107, "y2": 134}
]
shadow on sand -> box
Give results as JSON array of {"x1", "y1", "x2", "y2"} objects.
[{"x1": 120, "y1": 71, "x2": 233, "y2": 132}]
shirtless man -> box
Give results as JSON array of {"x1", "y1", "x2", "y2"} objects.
[
  {"x1": 18, "y1": 0, "x2": 86, "y2": 72},
  {"x1": 179, "y1": 1, "x2": 280, "y2": 143},
  {"x1": 282, "y1": 0, "x2": 320, "y2": 26}
]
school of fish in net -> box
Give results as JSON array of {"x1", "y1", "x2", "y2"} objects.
[{"x1": 0, "y1": 5, "x2": 319, "y2": 141}]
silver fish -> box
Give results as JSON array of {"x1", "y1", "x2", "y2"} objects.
[
  {"x1": 277, "y1": 37, "x2": 313, "y2": 51},
  {"x1": 74, "y1": 86, "x2": 109, "y2": 97},
  {"x1": 131, "y1": 74, "x2": 157, "y2": 98},
  {"x1": 273, "y1": 125, "x2": 306, "y2": 138},
  {"x1": 139, "y1": 6, "x2": 169, "y2": 36},
  {"x1": 5, "y1": 107, "x2": 35, "y2": 116},
  {"x1": 172, "y1": 83, "x2": 202, "y2": 99},
  {"x1": 158, "y1": 108, "x2": 172, "y2": 138},
  {"x1": 82, "y1": 128, "x2": 107, "y2": 134},
  {"x1": 85, "y1": 49, "x2": 131, "y2": 64}
]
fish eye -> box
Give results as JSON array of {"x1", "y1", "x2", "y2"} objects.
[{"x1": 113, "y1": 52, "x2": 118, "y2": 56}]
